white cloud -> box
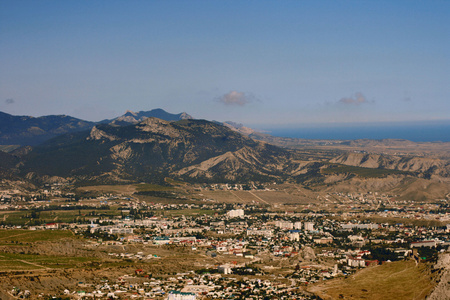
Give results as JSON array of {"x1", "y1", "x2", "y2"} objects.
[
  {"x1": 217, "y1": 91, "x2": 255, "y2": 106},
  {"x1": 338, "y1": 92, "x2": 370, "y2": 105}
]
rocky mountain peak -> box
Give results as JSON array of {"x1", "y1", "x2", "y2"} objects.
[
  {"x1": 137, "y1": 117, "x2": 181, "y2": 138},
  {"x1": 88, "y1": 126, "x2": 118, "y2": 141},
  {"x1": 180, "y1": 112, "x2": 193, "y2": 119},
  {"x1": 124, "y1": 110, "x2": 138, "y2": 116}
]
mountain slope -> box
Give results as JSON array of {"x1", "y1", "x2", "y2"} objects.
[
  {"x1": 0, "y1": 111, "x2": 95, "y2": 146},
  {"x1": 19, "y1": 118, "x2": 293, "y2": 184},
  {"x1": 0, "y1": 150, "x2": 20, "y2": 179},
  {"x1": 330, "y1": 152, "x2": 450, "y2": 177},
  {"x1": 0, "y1": 109, "x2": 193, "y2": 147},
  {"x1": 176, "y1": 143, "x2": 290, "y2": 182}
]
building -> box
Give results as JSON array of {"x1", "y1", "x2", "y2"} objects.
[
  {"x1": 246, "y1": 228, "x2": 273, "y2": 238},
  {"x1": 348, "y1": 235, "x2": 366, "y2": 247},
  {"x1": 304, "y1": 222, "x2": 314, "y2": 231},
  {"x1": 342, "y1": 223, "x2": 378, "y2": 230},
  {"x1": 294, "y1": 222, "x2": 302, "y2": 230},
  {"x1": 109, "y1": 227, "x2": 134, "y2": 235},
  {"x1": 153, "y1": 236, "x2": 171, "y2": 245},
  {"x1": 45, "y1": 223, "x2": 59, "y2": 229},
  {"x1": 410, "y1": 240, "x2": 437, "y2": 248},
  {"x1": 227, "y1": 209, "x2": 244, "y2": 218},
  {"x1": 314, "y1": 237, "x2": 333, "y2": 244},
  {"x1": 275, "y1": 221, "x2": 294, "y2": 230},
  {"x1": 168, "y1": 291, "x2": 196, "y2": 300},
  {"x1": 288, "y1": 230, "x2": 300, "y2": 241},
  {"x1": 218, "y1": 264, "x2": 232, "y2": 274},
  {"x1": 347, "y1": 257, "x2": 366, "y2": 268}
]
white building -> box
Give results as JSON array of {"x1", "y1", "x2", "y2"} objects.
[
  {"x1": 342, "y1": 223, "x2": 378, "y2": 230},
  {"x1": 288, "y1": 231, "x2": 300, "y2": 241},
  {"x1": 275, "y1": 221, "x2": 294, "y2": 230},
  {"x1": 347, "y1": 257, "x2": 366, "y2": 268},
  {"x1": 109, "y1": 227, "x2": 134, "y2": 234},
  {"x1": 304, "y1": 222, "x2": 314, "y2": 231},
  {"x1": 294, "y1": 222, "x2": 302, "y2": 230},
  {"x1": 218, "y1": 264, "x2": 232, "y2": 274},
  {"x1": 227, "y1": 209, "x2": 244, "y2": 218}
]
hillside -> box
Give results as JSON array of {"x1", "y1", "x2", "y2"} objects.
[
  {"x1": 0, "y1": 109, "x2": 193, "y2": 147},
  {"x1": 330, "y1": 152, "x2": 450, "y2": 178},
  {"x1": 308, "y1": 260, "x2": 435, "y2": 300},
  {"x1": 18, "y1": 118, "x2": 294, "y2": 184},
  {"x1": 0, "y1": 111, "x2": 95, "y2": 146},
  {"x1": 0, "y1": 113, "x2": 447, "y2": 201}
]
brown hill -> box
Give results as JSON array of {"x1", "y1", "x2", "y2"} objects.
[{"x1": 330, "y1": 152, "x2": 450, "y2": 177}]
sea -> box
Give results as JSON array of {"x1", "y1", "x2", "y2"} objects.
[{"x1": 259, "y1": 120, "x2": 450, "y2": 142}]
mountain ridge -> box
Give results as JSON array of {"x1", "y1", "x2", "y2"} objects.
[
  {"x1": 0, "y1": 109, "x2": 193, "y2": 146},
  {"x1": 1, "y1": 109, "x2": 449, "y2": 199},
  {"x1": 0, "y1": 115, "x2": 448, "y2": 200},
  {"x1": 17, "y1": 118, "x2": 293, "y2": 184},
  {"x1": 100, "y1": 108, "x2": 193, "y2": 126},
  {"x1": 0, "y1": 111, "x2": 95, "y2": 146}
]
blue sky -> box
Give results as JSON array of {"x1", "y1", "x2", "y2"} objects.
[{"x1": 1, "y1": 0, "x2": 449, "y2": 127}]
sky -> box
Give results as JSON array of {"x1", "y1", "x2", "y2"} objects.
[{"x1": 1, "y1": 0, "x2": 449, "y2": 128}]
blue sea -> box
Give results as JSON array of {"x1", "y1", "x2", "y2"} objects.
[{"x1": 259, "y1": 121, "x2": 450, "y2": 142}]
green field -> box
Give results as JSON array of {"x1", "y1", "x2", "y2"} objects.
[
  {"x1": 0, "y1": 253, "x2": 100, "y2": 270},
  {"x1": 0, "y1": 256, "x2": 45, "y2": 270},
  {"x1": 0, "y1": 229, "x2": 74, "y2": 243},
  {"x1": 0, "y1": 206, "x2": 124, "y2": 226}
]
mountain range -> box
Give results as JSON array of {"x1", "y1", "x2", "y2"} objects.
[
  {"x1": 0, "y1": 109, "x2": 192, "y2": 146},
  {"x1": 0, "y1": 109, "x2": 449, "y2": 200},
  {"x1": 0, "y1": 111, "x2": 94, "y2": 146},
  {"x1": 16, "y1": 117, "x2": 294, "y2": 184}
]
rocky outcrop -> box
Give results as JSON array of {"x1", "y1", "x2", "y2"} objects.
[
  {"x1": 137, "y1": 118, "x2": 182, "y2": 138},
  {"x1": 88, "y1": 126, "x2": 118, "y2": 141},
  {"x1": 427, "y1": 252, "x2": 450, "y2": 300}
]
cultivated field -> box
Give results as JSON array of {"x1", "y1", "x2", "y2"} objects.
[{"x1": 0, "y1": 229, "x2": 73, "y2": 243}]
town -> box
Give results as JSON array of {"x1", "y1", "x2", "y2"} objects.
[{"x1": 1, "y1": 181, "x2": 449, "y2": 299}]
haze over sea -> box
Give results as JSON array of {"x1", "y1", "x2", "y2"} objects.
[{"x1": 260, "y1": 120, "x2": 450, "y2": 142}]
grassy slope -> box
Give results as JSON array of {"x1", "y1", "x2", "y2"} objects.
[
  {"x1": 0, "y1": 229, "x2": 73, "y2": 243},
  {"x1": 308, "y1": 260, "x2": 435, "y2": 300}
]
